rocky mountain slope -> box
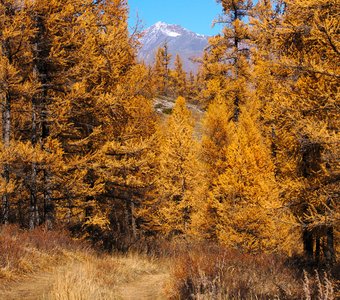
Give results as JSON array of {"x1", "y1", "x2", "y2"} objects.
[{"x1": 138, "y1": 22, "x2": 209, "y2": 73}]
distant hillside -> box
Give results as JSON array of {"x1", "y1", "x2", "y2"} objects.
[{"x1": 138, "y1": 22, "x2": 209, "y2": 73}]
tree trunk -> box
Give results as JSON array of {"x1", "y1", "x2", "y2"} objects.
[
  {"x1": 1, "y1": 91, "x2": 10, "y2": 224},
  {"x1": 44, "y1": 170, "x2": 53, "y2": 229},
  {"x1": 1, "y1": 35, "x2": 12, "y2": 224},
  {"x1": 234, "y1": 95, "x2": 240, "y2": 122},
  {"x1": 324, "y1": 226, "x2": 336, "y2": 265},
  {"x1": 303, "y1": 228, "x2": 314, "y2": 259},
  {"x1": 30, "y1": 101, "x2": 39, "y2": 229},
  {"x1": 125, "y1": 197, "x2": 136, "y2": 240},
  {"x1": 315, "y1": 236, "x2": 320, "y2": 265},
  {"x1": 130, "y1": 200, "x2": 137, "y2": 239},
  {"x1": 30, "y1": 12, "x2": 52, "y2": 229},
  {"x1": 42, "y1": 108, "x2": 53, "y2": 229},
  {"x1": 233, "y1": 6, "x2": 240, "y2": 123}
]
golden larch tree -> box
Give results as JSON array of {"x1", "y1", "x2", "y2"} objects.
[
  {"x1": 265, "y1": 0, "x2": 339, "y2": 263},
  {"x1": 152, "y1": 43, "x2": 172, "y2": 96},
  {"x1": 154, "y1": 96, "x2": 205, "y2": 237},
  {"x1": 170, "y1": 54, "x2": 187, "y2": 98}
]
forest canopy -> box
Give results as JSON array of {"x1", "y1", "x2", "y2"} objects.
[{"x1": 0, "y1": 0, "x2": 338, "y2": 266}]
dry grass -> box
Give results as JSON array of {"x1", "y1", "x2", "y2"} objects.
[
  {"x1": 166, "y1": 242, "x2": 339, "y2": 300},
  {"x1": 0, "y1": 225, "x2": 169, "y2": 299},
  {"x1": 2, "y1": 226, "x2": 337, "y2": 299},
  {"x1": 303, "y1": 271, "x2": 337, "y2": 300},
  {"x1": 45, "y1": 258, "x2": 117, "y2": 300},
  {"x1": 0, "y1": 225, "x2": 87, "y2": 282},
  {"x1": 44, "y1": 253, "x2": 166, "y2": 299}
]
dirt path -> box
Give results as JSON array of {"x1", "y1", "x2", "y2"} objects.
[
  {"x1": 0, "y1": 260, "x2": 171, "y2": 300},
  {"x1": 116, "y1": 272, "x2": 170, "y2": 300},
  {"x1": 0, "y1": 270, "x2": 55, "y2": 300}
]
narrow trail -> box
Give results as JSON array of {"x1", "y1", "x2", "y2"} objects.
[
  {"x1": 116, "y1": 272, "x2": 170, "y2": 300},
  {"x1": 0, "y1": 260, "x2": 171, "y2": 300},
  {"x1": 0, "y1": 268, "x2": 58, "y2": 300}
]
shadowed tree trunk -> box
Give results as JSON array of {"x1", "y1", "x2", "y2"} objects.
[
  {"x1": 30, "y1": 12, "x2": 51, "y2": 229},
  {"x1": 0, "y1": 0, "x2": 15, "y2": 227},
  {"x1": 30, "y1": 97, "x2": 39, "y2": 229},
  {"x1": 1, "y1": 90, "x2": 10, "y2": 224},
  {"x1": 315, "y1": 235, "x2": 320, "y2": 265},
  {"x1": 1, "y1": 21, "x2": 13, "y2": 224},
  {"x1": 303, "y1": 228, "x2": 314, "y2": 260},
  {"x1": 325, "y1": 227, "x2": 336, "y2": 265}
]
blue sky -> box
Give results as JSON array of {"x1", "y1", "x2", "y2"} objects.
[{"x1": 128, "y1": 0, "x2": 224, "y2": 36}]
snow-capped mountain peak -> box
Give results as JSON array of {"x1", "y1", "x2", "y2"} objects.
[
  {"x1": 154, "y1": 21, "x2": 166, "y2": 27},
  {"x1": 138, "y1": 22, "x2": 209, "y2": 73},
  {"x1": 145, "y1": 22, "x2": 182, "y2": 38},
  {"x1": 163, "y1": 29, "x2": 181, "y2": 37},
  {"x1": 154, "y1": 21, "x2": 168, "y2": 30}
]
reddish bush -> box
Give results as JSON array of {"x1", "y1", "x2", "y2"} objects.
[{"x1": 168, "y1": 242, "x2": 338, "y2": 299}]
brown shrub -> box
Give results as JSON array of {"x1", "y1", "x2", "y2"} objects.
[{"x1": 167, "y1": 242, "x2": 338, "y2": 300}]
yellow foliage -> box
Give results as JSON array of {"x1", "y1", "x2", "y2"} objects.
[{"x1": 154, "y1": 97, "x2": 205, "y2": 236}]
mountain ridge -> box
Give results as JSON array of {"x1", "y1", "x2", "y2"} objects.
[{"x1": 138, "y1": 22, "x2": 209, "y2": 73}]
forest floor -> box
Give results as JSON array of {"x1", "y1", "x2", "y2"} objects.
[
  {"x1": 0, "y1": 254, "x2": 171, "y2": 300},
  {"x1": 1, "y1": 226, "x2": 338, "y2": 299}
]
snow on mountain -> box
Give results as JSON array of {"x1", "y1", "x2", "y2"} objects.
[
  {"x1": 138, "y1": 22, "x2": 209, "y2": 73},
  {"x1": 153, "y1": 21, "x2": 181, "y2": 37}
]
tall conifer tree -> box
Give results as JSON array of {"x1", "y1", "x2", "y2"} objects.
[
  {"x1": 0, "y1": 1, "x2": 35, "y2": 224},
  {"x1": 154, "y1": 97, "x2": 204, "y2": 236},
  {"x1": 264, "y1": 0, "x2": 339, "y2": 263},
  {"x1": 170, "y1": 54, "x2": 187, "y2": 98},
  {"x1": 153, "y1": 43, "x2": 172, "y2": 96}
]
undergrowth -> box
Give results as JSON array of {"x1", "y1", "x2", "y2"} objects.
[
  {"x1": 0, "y1": 225, "x2": 166, "y2": 299},
  {"x1": 0, "y1": 227, "x2": 338, "y2": 299},
  {"x1": 163, "y1": 242, "x2": 339, "y2": 300},
  {"x1": 0, "y1": 224, "x2": 88, "y2": 282}
]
